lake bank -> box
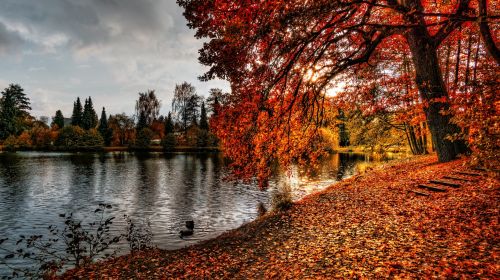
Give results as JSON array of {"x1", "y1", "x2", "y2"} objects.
[
  {"x1": 0, "y1": 145, "x2": 220, "y2": 153},
  {"x1": 61, "y1": 155, "x2": 499, "y2": 279}
]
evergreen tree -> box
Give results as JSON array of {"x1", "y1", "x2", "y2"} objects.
[
  {"x1": 199, "y1": 101, "x2": 209, "y2": 130},
  {"x1": 164, "y1": 112, "x2": 174, "y2": 134},
  {"x1": 71, "y1": 97, "x2": 83, "y2": 127},
  {"x1": 0, "y1": 84, "x2": 32, "y2": 139},
  {"x1": 52, "y1": 110, "x2": 65, "y2": 129},
  {"x1": 98, "y1": 107, "x2": 112, "y2": 146},
  {"x1": 136, "y1": 111, "x2": 148, "y2": 131},
  {"x1": 82, "y1": 97, "x2": 98, "y2": 130}
]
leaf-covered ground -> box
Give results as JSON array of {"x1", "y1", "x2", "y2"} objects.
[{"x1": 62, "y1": 155, "x2": 499, "y2": 279}]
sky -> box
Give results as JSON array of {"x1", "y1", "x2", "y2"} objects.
[{"x1": 0, "y1": 0, "x2": 229, "y2": 119}]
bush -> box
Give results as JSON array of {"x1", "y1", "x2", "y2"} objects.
[
  {"x1": 124, "y1": 215, "x2": 153, "y2": 251},
  {"x1": 134, "y1": 128, "x2": 154, "y2": 149},
  {"x1": 196, "y1": 129, "x2": 209, "y2": 147},
  {"x1": 3, "y1": 135, "x2": 18, "y2": 151},
  {"x1": 271, "y1": 183, "x2": 293, "y2": 211},
  {"x1": 80, "y1": 129, "x2": 104, "y2": 147},
  {"x1": 54, "y1": 126, "x2": 103, "y2": 149},
  {"x1": 54, "y1": 126, "x2": 85, "y2": 148},
  {"x1": 162, "y1": 133, "x2": 176, "y2": 151},
  {"x1": 0, "y1": 204, "x2": 121, "y2": 279}
]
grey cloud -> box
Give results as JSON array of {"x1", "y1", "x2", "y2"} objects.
[
  {"x1": 0, "y1": 21, "x2": 24, "y2": 54},
  {"x1": 0, "y1": 0, "x2": 183, "y2": 51}
]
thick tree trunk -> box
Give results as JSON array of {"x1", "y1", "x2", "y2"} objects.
[{"x1": 405, "y1": 31, "x2": 468, "y2": 162}]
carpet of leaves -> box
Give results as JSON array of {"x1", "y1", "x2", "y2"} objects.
[{"x1": 62, "y1": 155, "x2": 499, "y2": 279}]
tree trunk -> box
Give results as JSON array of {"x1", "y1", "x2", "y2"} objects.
[{"x1": 405, "y1": 30, "x2": 468, "y2": 162}]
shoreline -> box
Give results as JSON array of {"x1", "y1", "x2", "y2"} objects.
[
  {"x1": 61, "y1": 155, "x2": 499, "y2": 279},
  {"x1": 0, "y1": 145, "x2": 220, "y2": 153}
]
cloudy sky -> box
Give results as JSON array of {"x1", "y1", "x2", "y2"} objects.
[{"x1": 0, "y1": 0, "x2": 229, "y2": 118}]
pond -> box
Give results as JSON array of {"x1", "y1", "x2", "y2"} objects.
[{"x1": 0, "y1": 151, "x2": 402, "y2": 276}]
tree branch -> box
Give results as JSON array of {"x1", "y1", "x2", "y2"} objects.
[{"x1": 478, "y1": 0, "x2": 500, "y2": 65}]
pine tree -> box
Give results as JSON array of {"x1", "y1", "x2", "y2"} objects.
[
  {"x1": 52, "y1": 110, "x2": 65, "y2": 129},
  {"x1": 199, "y1": 101, "x2": 209, "y2": 130},
  {"x1": 82, "y1": 97, "x2": 98, "y2": 130},
  {"x1": 136, "y1": 111, "x2": 148, "y2": 131},
  {"x1": 98, "y1": 107, "x2": 112, "y2": 146},
  {"x1": 164, "y1": 112, "x2": 174, "y2": 134},
  {"x1": 71, "y1": 97, "x2": 83, "y2": 127},
  {"x1": 0, "y1": 84, "x2": 32, "y2": 139}
]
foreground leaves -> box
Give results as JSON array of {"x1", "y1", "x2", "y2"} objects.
[{"x1": 62, "y1": 156, "x2": 499, "y2": 279}]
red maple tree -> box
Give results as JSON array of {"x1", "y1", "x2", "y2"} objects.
[{"x1": 178, "y1": 0, "x2": 499, "y2": 180}]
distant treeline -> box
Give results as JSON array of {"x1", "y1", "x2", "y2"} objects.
[{"x1": 0, "y1": 82, "x2": 229, "y2": 151}]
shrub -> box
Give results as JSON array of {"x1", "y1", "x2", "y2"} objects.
[
  {"x1": 3, "y1": 135, "x2": 18, "y2": 151},
  {"x1": 135, "y1": 128, "x2": 154, "y2": 149},
  {"x1": 54, "y1": 126, "x2": 85, "y2": 148},
  {"x1": 162, "y1": 133, "x2": 176, "y2": 151},
  {"x1": 80, "y1": 129, "x2": 104, "y2": 147},
  {"x1": 123, "y1": 215, "x2": 153, "y2": 251},
  {"x1": 271, "y1": 183, "x2": 293, "y2": 211},
  {"x1": 0, "y1": 204, "x2": 120, "y2": 279}
]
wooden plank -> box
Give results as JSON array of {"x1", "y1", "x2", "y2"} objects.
[
  {"x1": 418, "y1": 184, "x2": 447, "y2": 192},
  {"x1": 455, "y1": 171, "x2": 481, "y2": 177},
  {"x1": 443, "y1": 176, "x2": 475, "y2": 182},
  {"x1": 430, "y1": 180, "x2": 460, "y2": 188},
  {"x1": 408, "y1": 189, "x2": 430, "y2": 196}
]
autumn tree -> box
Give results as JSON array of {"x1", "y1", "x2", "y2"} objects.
[
  {"x1": 172, "y1": 82, "x2": 201, "y2": 133},
  {"x1": 108, "y1": 114, "x2": 135, "y2": 146},
  {"x1": 81, "y1": 97, "x2": 98, "y2": 130},
  {"x1": 178, "y1": 0, "x2": 499, "y2": 178},
  {"x1": 135, "y1": 90, "x2": 161, "y2": 129},
  {"x1": 0, "y1": 84, "x2": 32, "y2": 139},
  {"x1": 52, "y1": 110, "x2": 65, "y2": 129},
  {"x1": 71, "y1": 97, "x2": 83, "y2": 127}
]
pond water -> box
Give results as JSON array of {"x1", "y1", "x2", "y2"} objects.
[{"x1": 0, "y1": 151, "x2": 401, "y2": 276}]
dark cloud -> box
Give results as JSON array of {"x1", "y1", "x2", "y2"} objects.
[
  {"x1": 0, "y1": 21, "x2": 24, "y2": 54},
  {"x1": 0, "y1": 0, "x2": 184, "y2": 50}
]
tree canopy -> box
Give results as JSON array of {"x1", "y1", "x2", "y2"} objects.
[{"x1": 178, "y1": 0, "x2": 499, "y2": 180}]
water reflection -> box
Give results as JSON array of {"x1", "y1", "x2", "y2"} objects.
[{"x1": 0, "y1": 150, "x2": 404, "y2": 274}]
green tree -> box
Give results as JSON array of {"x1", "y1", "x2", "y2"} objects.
[
  {"x1": 162, "y1": 112, "x2": 176, "y2": 150},
  {"x1": 52, "y1": 110, "x2": 65, "y2": 129},
  {"x1": 199, "y1": 101, "x2": 208, "y2": 131},
  {"x1": 135, "y1": 128, "x2": 154, "y2": 149},
  {"x1": 164, "y1": 112, "x2": 174, "y2": 134},
  {"x1": 82, "y1": 97, "x2": 98, "y2": 130},
  {"x1": 0, "y1": 84, "x2": 32, "y2": 139},
  {"x1": 98, "y1": 107, "x2": 112, "y2": 146},
  {"x1": 71, "y1": 98, "x2": 83, "y2": 127},
  {"x1": 136, "y1": 112, "x2": 148, "y2": 131}
]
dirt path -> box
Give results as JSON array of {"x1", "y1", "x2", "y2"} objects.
[{"x1": 62, "y1": 155, "x2": 499, "y2": 279}]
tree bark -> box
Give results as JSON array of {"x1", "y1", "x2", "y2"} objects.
[{"x1": 405, "y1": 29, "x2": 468, "y2": 162}]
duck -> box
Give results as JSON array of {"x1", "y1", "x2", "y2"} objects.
[{"x1": 179, "y1": 220, "x2": 195, "y2": 238}]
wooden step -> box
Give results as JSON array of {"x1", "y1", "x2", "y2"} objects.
[
  {"x1": 443, "y1": 176, "x2": 475, "y2": 182},
  {"x1": 455, "y1": 171, "x2": 481, "y2": 177},
  {"x1": 408, "y1": 189, "x2": 430, "y2": 196},
  {"x1": 430, "y1": 180, "x2": 460, "y2": 188},
  {"x1": 472, "y1": 167, "x2": 487, "y2": 172},
  {"x1": 418, "y1": 184, "x2": 447, "y2": 192}
]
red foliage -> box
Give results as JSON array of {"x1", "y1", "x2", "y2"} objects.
[{"x1": 178, "y1": 0, "x2": 499, "y2": 178}]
